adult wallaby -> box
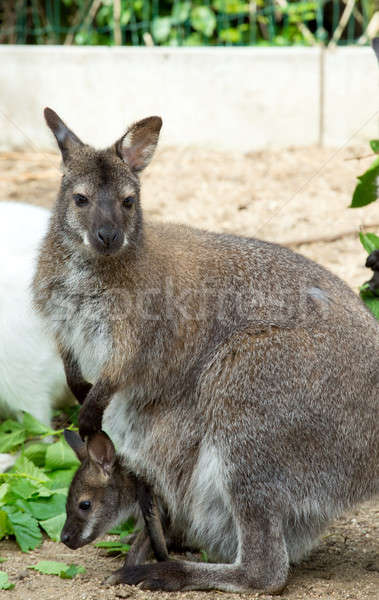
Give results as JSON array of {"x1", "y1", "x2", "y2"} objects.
[
  {"x1": 33, "y1": 108, "x2": 379, "y2": 593},
  {"x1": 61, "y1": 430, "x2": 169, "y2": 565}
]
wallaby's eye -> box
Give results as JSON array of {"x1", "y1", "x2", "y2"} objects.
[
  {"x1": 122, "y1": 196, "x2": 135, "y2": 209},
  {"x1": 73, "y1": 194, "x2": 89, "y2": 207},
  {"x1": 79, "y1": 500, "x2": 91, "y2": 511}
]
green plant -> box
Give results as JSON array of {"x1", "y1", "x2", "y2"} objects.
[
  {"x1": 95, "y1": 519, "x2": 135, "y2": 555},
  {"x1": 28, "y1": 560, "x2": 85, "y2": 578},
  {"x1": 0, "y1": 0, "x2": 372, "y2": 47},
  {"x1": 350, "y1": 139, "x2": 379, "y2": 320},
  {"x1": 0, "y1": 413, "x2": 79, "y2": 551}
]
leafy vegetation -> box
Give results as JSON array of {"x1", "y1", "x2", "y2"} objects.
[
  {"x1": 0, "y1": 0, "x2": 374, "y2": 46},
  {"x1": 28, "y1": 560, "x2": 85, "y2": 578},
  {"x1": 0, "y1": 570, "x2": 14, "y2": 590},
  {"x1": 95, "y1": 520, "x2": 134, "y2": 555},
  {"x1": 0, "y1": 413, "x2": 79, "y2": 552},
  {"x1": 350, "y1": 139, "x2": 379, "y2": 320}
]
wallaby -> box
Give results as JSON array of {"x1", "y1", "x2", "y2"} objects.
[
  {"x1": 33, "y1": 108, "x2": 379, "y2": 593},
  {"x1": 61, "y1": 430, "x2": 169, "y2": 565},
  {"x1": 0, "y1": 201, "x2": 71, "y2": 428}
]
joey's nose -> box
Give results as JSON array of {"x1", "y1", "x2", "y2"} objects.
[
  {"x1": 61, "y1": 531, "x2": 70, "y2": 545},
  {"x1": 97, "y1": 226, "x2": 119, "y2": 247}
]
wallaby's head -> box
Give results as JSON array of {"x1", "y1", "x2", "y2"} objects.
[
  {"x1": 44, "y1": 108, "x2": 162, "y2": 256},
  {"x1": 61, "y1": 430, "x2": 136, "y2": 550}
]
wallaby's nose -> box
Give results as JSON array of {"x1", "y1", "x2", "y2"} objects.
[
  {"x1": 61, "y1": 531, "x2": 70, "y2": 545},
  {"x1": 97, "y1": 226, "x2": 119, "y2": 248}
]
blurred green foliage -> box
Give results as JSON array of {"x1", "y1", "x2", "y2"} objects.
[
  {"x1": 350, "y1": 139, "x2": 379, "y2": 320},
  {"x1": 0, "y1": 0, "x2": 375, "y2": 46}
]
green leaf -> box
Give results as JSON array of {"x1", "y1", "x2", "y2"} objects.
[
  {"x1": 26, "y1": 494, "x2": 66, "y2": 521},
  {"x1": 29, "y1": 560, "x2": 68, "y2": 575},
  {"x1": 3, "y1": 508, "x2": 42, "y2": 552},
  {"x1": 95, "y1": 540, "x2": 130, "y2": 555},
  {"x1": 0, "y1": 571, "x2": 14, "y2": 590},
  {"x1": 350, "y1": 157, "x2": 379, "y2": 208},
  {"x1": 22, "y1": 413, "x2": 50, "y2": 437},
  {"x1": 0, "y1": 558, "x2": 7, "y2": 563},
  {"x1": 219, "y1": 27, "x2": 242, "y2": 43},
  {"x1": 0, "y1": 484, "x2": 9, "y2": 504},
  {"x1": 60, "y1": 564, "x2": 85, "y2": 579},
  {"x1": 151, "y1": 17, "x2": 172, "y2": 43},
  {"x1": 12, "y1": 455, "x2": 48, "y2": 485},
  {"x1": 359, "y1": 232, "x2": 379, "y2": 254},
  {"x1": 191, "y1": 6, "x2": 216, "y2": 37},
  {"x1": 23, "y1": 443, "x2": 48, "y2": 467},
  {"x1": 370, "y1": 140, "x2": 379, "y2": 154},
  {"x1": 107, "y1": 518, "x2": 135, "y2": 536},
  {"x1": 172, "y1": 2, "x2": 191, "y2": 23},
  {"x1": 360, "y1": 293, "x2": 379, "y2": 320},
  {"x1": 10, "y1": 478, "x2": 37, "y2": 500},
  {"x1": 0, "y1": 430, "x2": 26, "y2": 453},
  {"x1": 29, "y1": 561, "x2": 85, "y2": 579},
  {"x1": 0, "y1": 419, "x2": 24, "y2": 433},
  {"x1": 46, "y1": 467, "x2": 77, "y2": 492},
  {"x1": 40, "y1": 513, "x2": 66, "y2": 542},
  {"x1": 200, "y1": 549, "x2": 209, "y2": 562},
  {"x1": 0, "y1": 510, "x2": 12, "y2": 539},
  {"x1": 45, "y1": 439, "x2": 80, "y2": 471}
]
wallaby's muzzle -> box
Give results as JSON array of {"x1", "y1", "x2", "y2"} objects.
[{"x1": 94, "y1": 225, "x2": 123, "y2": 254}]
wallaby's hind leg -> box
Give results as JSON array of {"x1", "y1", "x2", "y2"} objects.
[
  {"x1": 122, "y1": 529, "x2": 153, "y2": 567},
  {"x1": 108, "y1": 509, "x2": 288, "y2": 593}
]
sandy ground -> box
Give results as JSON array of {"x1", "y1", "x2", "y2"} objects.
[{"x1": 0, "y1": 145, "x2": 378, "y2": 599}]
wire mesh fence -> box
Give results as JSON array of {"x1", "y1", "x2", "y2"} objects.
[{"x1": 0, "y1": 1, "x2": 377, "y2": 47}]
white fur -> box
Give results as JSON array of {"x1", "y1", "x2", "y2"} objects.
[
  {"x1": 186, "y1": 442, "x2": 237, "y2": 562},
  {"x1": 44, "y1": 258, "x2": 111, "y2": 384},
  {"x1": 0, "y1": 202, "x2": 71, "y2": 430},
  {"x1": 104, "y1": 396, "x2": 237, "y2": 562}
]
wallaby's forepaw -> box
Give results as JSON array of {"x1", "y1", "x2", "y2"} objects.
[
  {"x1": 107, "y1": 562, "x2": 187, "y2": 591},
  {"x1": 73, "y1": 381, "x2": 92, "y2": 405},
  {"x1": 78, "y1": 402, "x2": 103, "y2": 440}
]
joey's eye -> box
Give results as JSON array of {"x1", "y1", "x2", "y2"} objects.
[
  {"x1": 122, "y1": 196, "x2": 135, "y2": 209},
  {"x1": 79, "y1": 500, "x2": 91, "y2": 511},
  {"x1": 74, "y1": 194, "x2": 89, "y2": 207}
]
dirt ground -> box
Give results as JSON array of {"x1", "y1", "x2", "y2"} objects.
[{"x1": 0, "y1": 145, "x2": 378, "y2": 600}]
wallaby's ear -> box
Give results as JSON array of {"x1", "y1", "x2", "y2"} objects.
[
  {"x1": 64, "y1": 429, "x2": 87, "y2": 462},
  {"x1": 87, "y1": 431, "x2": 116, "y2": 480},
  {"x1": 373, "y1": 38, "x2": 379, "y2": 63},
  {"x1": 116, "y1": 116, "x2": 162, "y2": 173},
  {"x1": 44, "y1": 107, "x2": 83, "y2": 162}
]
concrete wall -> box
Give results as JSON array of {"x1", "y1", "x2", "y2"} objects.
[{"x1": 0, "y1": 46, "x2": 377, "y2": 152}]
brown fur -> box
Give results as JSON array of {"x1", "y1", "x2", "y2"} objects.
[
  {"x1": 33, "y1": 108, "x2": 379, "y2": 593},
  {"x1": 61, "y1": 430, "x2": 169, "y2": 565}
]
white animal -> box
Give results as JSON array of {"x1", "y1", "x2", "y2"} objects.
[{"x1": 0, "y1": 202, "x2": 72, "y2": 470}]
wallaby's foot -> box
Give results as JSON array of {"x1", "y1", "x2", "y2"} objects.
[{"x1": 106, "y1": 561, "x2": 287, "y2": 593}]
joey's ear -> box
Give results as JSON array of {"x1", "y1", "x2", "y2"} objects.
[
  {"x1": 115, "y1": 116, "x2": 162, "y2": 173},
  {"x1": 87, "y1": 431, "x2": 116, "y2": 479},
  {"x1": 64, "y1": 429, "x2": 87, "y2": 462},
  {"x1": 44, "y1": 107, "x2": 83, "y2": 162}
]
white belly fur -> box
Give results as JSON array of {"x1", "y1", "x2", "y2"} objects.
[{"x1": 103, "y1": 393, "x2": 238, "y2": 562}]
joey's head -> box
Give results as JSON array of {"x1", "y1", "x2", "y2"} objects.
[
  {"x1": 44, "y1": 107, "x2": 162, "y2": 256},
  {"x1": 61, "y1": 430, "x2": 136, "y2": 550}
]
